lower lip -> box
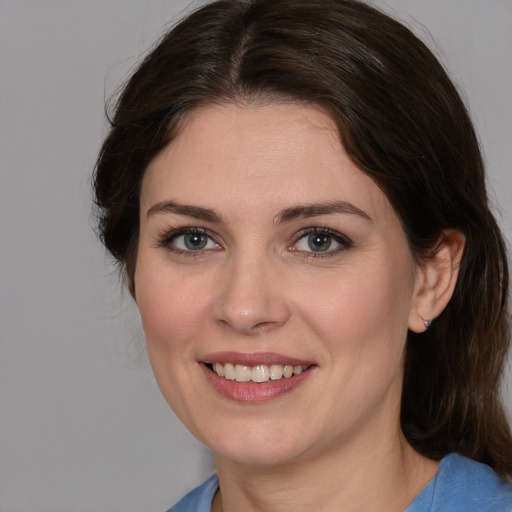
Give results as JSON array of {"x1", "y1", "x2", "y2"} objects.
[{"x1": 200, "y1": 364, "x2": 314, "y2": 403}]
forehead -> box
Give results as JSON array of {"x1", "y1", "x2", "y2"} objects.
[{"x1": 141, "y1": 102, "x2": 394, "y2": 222}]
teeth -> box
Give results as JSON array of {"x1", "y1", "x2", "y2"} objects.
[
  {"x1": 224, "y1": 363, "x2": 235, "y2": 380},
  {"x1": 235, "y1": 365, "x2": 251, "y2": 382},
  {"x1": 210, "y1": 363, "x2": 309, "y2": 382},
  {"x1": 283, "y1": 365, "x2": 293, "y2": 378},
  {"x1": 269, "y1": 364, "x2": 283, "y2": 380},
  {"x1": 213, "y1": 362, "x2": 225, "y2": 377},
  {"x1": 252, "y1": 365, "x2": 270, "y2": 383}
]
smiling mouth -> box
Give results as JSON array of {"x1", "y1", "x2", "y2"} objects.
[{"x1": 206, "y1": 362, "x2": 311, "y2": 383}]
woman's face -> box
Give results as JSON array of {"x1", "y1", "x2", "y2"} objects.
[{"x1": 135, "y1": 103, "x2": 423, "y2": 467}]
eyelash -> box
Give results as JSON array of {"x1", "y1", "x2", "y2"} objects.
[
  {"x1": 290, "y1": 227, "x2": 353, "y2": 258},
  {"x1": 157, "y1": 227, "x2": 221, "y2": 258},
  {"x1": 157, "y1": 226, "x2": 353, "y2": 258}
]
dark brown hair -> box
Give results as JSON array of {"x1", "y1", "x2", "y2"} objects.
[{"x1": 93, "y1": 0, "x2": 512, "y2": 477}]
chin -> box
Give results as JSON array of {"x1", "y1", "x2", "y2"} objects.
[
  {"x1": 202, "y1": 420, "x2": 313, "y2": 468},
  {"x1": 215, "y1": 441, "x2": 303, "y2": 468}
]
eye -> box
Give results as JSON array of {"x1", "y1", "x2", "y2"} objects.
[
  {"x1": 161, "y1": 228, "x2": 221, "y2": 253},
  {"x1": 174, "y1": 232, "x2": 214, "y2": 251},
  {"x1": 302, "y1": 232, "x2": 335, "y2": 252},
  {"x1": 292, "y1": 228, "x2": 351, "y2": 255}
]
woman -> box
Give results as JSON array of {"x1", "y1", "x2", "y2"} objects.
[{"x1": 93, "y1": 0, "x2": 512, "y2": 510}]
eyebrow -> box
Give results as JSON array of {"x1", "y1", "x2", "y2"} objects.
[
  {"x1": 275, "y1": 202, "x2": 371, "y2": 224},
  {"x1": 146, "y1": 200, "x2": 225, "y2": 223},
  {"x1": 146, "y1": 200, "x2": 371, "y2": 224}
]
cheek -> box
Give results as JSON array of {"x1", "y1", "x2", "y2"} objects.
[
  {"x1": 134, "y1": 265, "x2": 214, "y2": 432},
  {"x1": 296, "y1": 261, "x2": 413, "y2": 363},
  {"x1": 135, "y1": 265, "x2": 211, "y2": 358},
  {"x1": 295, "y1": 263, "x2": 414, "y2": 428}
]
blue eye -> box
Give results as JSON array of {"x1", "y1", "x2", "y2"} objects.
[
  {"x1": 305, "y1": 233, "x2": 334, "y2": 252},
  {"x1": 294, "y1": 229, "x2": 351, "y2": 254},
  {"x1": 162, "y1": 228, "x2": 220, "y2": 253},
  {"x1": 178, "y1": 232, "x2": 210, "y2": 250}
]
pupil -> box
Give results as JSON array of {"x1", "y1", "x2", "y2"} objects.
[
  {"x1": 184, "y1": 233, "x2": 207, "y2": 250},
  {"x1": 308, "y1": 233, "x2": 331, "y2": 252}
]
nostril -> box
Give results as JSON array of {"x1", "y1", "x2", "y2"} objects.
[
  {"x1": 252, "y1": 321, "x2": 280, "y2": 333},
  {"x1": 215, "y1": 316, "x2": 285, "y2": 335}
]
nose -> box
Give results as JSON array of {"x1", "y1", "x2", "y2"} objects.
[{"x1": 213, "y1": 250, "x2": 291, "y2": 335}]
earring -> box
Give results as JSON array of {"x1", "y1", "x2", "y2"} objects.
[{"x1": 423, "y1": 319, "x2": 432, "y2": 329}]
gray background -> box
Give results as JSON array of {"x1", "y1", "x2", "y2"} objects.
[{"x1": 1, "y1": 1, "x2": 510, "y2": 511}]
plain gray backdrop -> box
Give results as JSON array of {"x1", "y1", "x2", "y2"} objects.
[{"x1": 1, "y1": 1, "x2": 511, "y2": 511}]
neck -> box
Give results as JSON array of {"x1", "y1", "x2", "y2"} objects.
[{"x1": 212, "y1": 433, "x2": 438, "y2": 512}]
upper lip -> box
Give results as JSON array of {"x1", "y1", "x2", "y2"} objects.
[{"x1": 201, "y1": 351, "x2": 314, "y2": 367}]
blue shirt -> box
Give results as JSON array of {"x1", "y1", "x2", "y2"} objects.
[{"x1": 166, "y1": 454, "x2": 512, "y2": 511}]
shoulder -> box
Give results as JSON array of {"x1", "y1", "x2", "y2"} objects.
[
  {"x1": 407, "y1": 453, "x2": 512, "y2": 512},
  {"x1": 166, "y1": 474, "x2": 219, "y2": 512}
]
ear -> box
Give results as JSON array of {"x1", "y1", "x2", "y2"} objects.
[{"x1": 408, "y1": 229, "x2": 465, "y2": 333}]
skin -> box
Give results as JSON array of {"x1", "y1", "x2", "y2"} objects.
[{"x1": 134, "y1": 103, "x2": 463, "y2": 511}]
